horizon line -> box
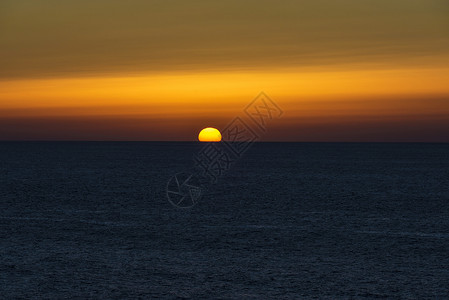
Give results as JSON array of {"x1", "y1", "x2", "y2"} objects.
[{"x1": 0, "y1": 140, "x2": 448, "y2": 144}]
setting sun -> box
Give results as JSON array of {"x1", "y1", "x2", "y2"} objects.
[{"x1": 198, "y1": 127, "x2": 222, "y2": 142}]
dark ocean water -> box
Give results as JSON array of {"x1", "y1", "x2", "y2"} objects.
[{"x1": 0, "y1": 142, "x2": 448, "y2": 299}]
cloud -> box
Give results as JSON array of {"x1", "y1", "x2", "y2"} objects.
[{"x1": 1, "y1": 0, "x2": 448, "y2": 79}]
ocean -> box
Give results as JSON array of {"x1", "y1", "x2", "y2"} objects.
[{"x1": 1, "y1": 142, "x2": 448, "y2": 298}]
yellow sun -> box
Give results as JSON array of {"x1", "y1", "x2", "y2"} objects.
[{"x1": 198, "y1": 127, "x2": 222, "y2": 142}]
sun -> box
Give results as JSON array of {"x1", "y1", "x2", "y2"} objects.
[{"x1": 198, "y1": 127, "x2": 222, "y2": 142}]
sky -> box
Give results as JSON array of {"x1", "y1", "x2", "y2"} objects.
[{"x1": 1, "y1": 0, "x2": 448, "y2": 141}]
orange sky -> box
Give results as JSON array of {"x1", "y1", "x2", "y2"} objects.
[{"x1": 1, "y1": 0, "x2": 448, "y2": 141}]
